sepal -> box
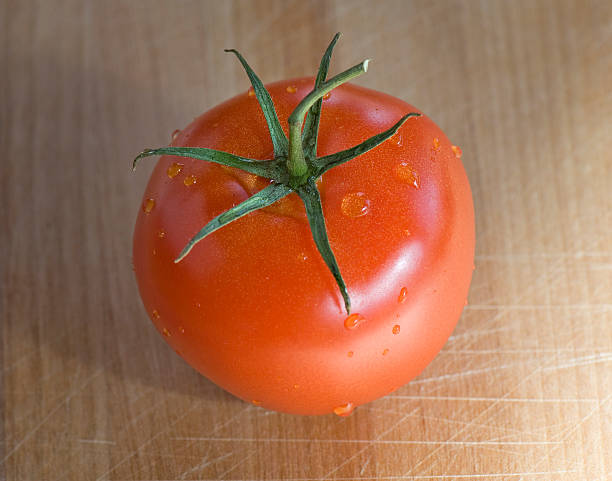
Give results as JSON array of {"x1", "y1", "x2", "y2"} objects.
[
  {"x1": 313, "y1": 113, "x2": 421, "y2": 175},
  {"x1": 225, "y1": 49, "x2": 289, "y2": 158},
  {"x1": 175, "y1": 182, "x2": 293, "y2": 262},
  {"x1": 297, "y1": 178, "x2": 351, "y2": 314},
  {"x1": 133, "y1": 147, "x2": 283, "y2": 180}
]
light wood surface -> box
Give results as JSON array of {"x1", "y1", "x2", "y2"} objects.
[{"x1": 2, "y1": 1, "x2": 611, "y2": 480}]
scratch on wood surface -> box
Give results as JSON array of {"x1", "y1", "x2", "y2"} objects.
[
  {"x1": 542, "y1": 353, "x2": 612, "y2": 371},
  {"x1": 172, "y1": 437, "x2": 561, "y2": 446},
  {"x1": 94, "y1": 404, "x2": 253, "y2": 481},
  {"x1": 359, "y1": 455, "x2": 371, "y2": 475},
  {"x1": 409, "y1": 362, "x2": 529, "y2": 384},
  {"x1": 125, "y1": 385, "x2": 155, "y2": 405},
  {"x1": 5, "y1": 363, "x2": 82, "y2": 434},
  {"x1": 590, "y1": 262, "x2": 612, "y2": 271},
  {"x1": 76, "y1": 439, "x2": 116, "y2": 446},
  {"x1": 443, "y1": 348, "x2": 604, "y2": 354},
  {"x1": 459, "y1": 255, "x2": 570, "y2": 350},
  {"x1": 416, "y1": 412, "x2": 561, "y2": 444},
  {"x1": 208, "y1": 405, "x2": 254, "y2": 434},
  {"x1": 215, "y1": 449, "x2": 256, "y2": 479},
  {"x1": 475, "y1": 252, "x2": 612, "y2": 259},
  {"x1": 471, "y1": 444, "x2": 532, "y2": 459},
  {"x1": 387, "y1": 395, "x2": 600, "y2": 403},
  {"x1": 557, "y1": 395, "x2": 611, "y2": 442},
  {"x1": 177, "y1": 452, "x2": 233, "y2": 480},
  {"x1": 496, "y1": 252, "x2": 567, "y2": 301},
  {"x1": 402, "y1": 364, "x2": 551, "y2": 476},
  {"x1": 447, "y1": 325, "x2": 516, "y2": 342},
  {"x1": 117, "y1": 395, "x2": 173, "y2": 433},
  {"x1": 464, "y1": 303, "x2": 612, "y2": 310},
  {"x1": 93, "y1": 400, "x2": 207, "y2": 481},
  {"x1": 515, "y1": 397, "x2": 604, "y2": 481},
  {"x1": 515, "y1": 454, "x2": 581, "y2": 481},
  {"x1": 318, "y1": 407, "x2": 421, "y2": 480},
  {"x1": 367, "y1": 407, "x2": 552, "y2": 444},
  {"x1": 155, "y1": 469, "x2": 580, "y2": 480},
  {"x1": 1, "y1": 348, "x2": 44, "y2": 374},
  {"x1": 0, "y1": 367, "x2": 105, "y2": 466}
]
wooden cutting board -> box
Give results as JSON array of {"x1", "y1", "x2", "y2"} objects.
[{"x1": 1, "y1": 1, "x2": 610, "y2": 479}]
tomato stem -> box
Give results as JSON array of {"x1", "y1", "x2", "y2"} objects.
[
  {"x1": 134, "y1": 35, "x2": 421, "y2": 315},
  {"x1": 287, "y1": 124, "x2": 309, "y2": 182},
  {"x1": 286, "y1": 60, "x2": 370, "y2": 183}
]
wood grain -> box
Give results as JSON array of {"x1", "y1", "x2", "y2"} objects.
[{"x1": 1, "y1": 0, "x2": 610, "y2": 480}]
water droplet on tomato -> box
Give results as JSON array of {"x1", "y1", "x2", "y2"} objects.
[
  {"x1": 433, "y1": 137, "x2": 441, "y2": 151},
  {"x1": 162, "y1": 327, "x2": 171, "y2": 337},
  {"x1": 333, "y1": 403, "x2": 354, "y2": 417},
  {"x1": 394, "y1": 132, "x2": 403, "y2": 146},
  {"x1": 179, "y1": 326, "x2": 185, "y2": 334},
  {"x1": 158, "y1": 230, "x2": 166, "y2": 238},
  {"x1": 167, "y1": 162, "x2": 184, "y2": 178},
  {"x1": 382, "y1": 348, "x2": 389, "y2": 356},
  {"x1": 398, "y1": 287, "x2": 408, "y2": 303},
  {"x1": 298, "y1": 252, "x2": 308, "y2": 261},
  {"x1": 341, "y1": 192, "x2": 371, "y2": 218},
  {"x1": 171, "y1": 129, "x2": 180, "y2": 141},
  {"x1": 151, "y1": 309, "x2": 160, "y2": 320},
  {"x1": 183, "y1": 174, "x2": 197, "y2": 186},
  {"x1": 392, "y1": 324, "x2": 401, "y2": 335},
  {"x1": 143, "y1": 198, "x2": 155, "y2": 213},
  {"x1": 286, "y1": 85, "x2": 297, "y2": 93},
  {"x1": 394, "y1": 163, "x2": 420, "y2": 188},
  {"x1": 347, "y1": 351, "x2": 354, "y2": 358},
  {"x1": 293, "y1": 384, "x2": 300, "y2": 389},
  {"x1": 344, "y1": 313, "x2": 365, "y2": 330},
  {"x1": 451, "y1": 145, "x2": 462, "y2": 158},
  {"x1": 247, "y1": 87, "x2": 255, "y2": 97},
  {"x1": 323, "y1": 92, "x2": 331, "y2": 100}
]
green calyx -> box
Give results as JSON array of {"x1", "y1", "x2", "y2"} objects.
[{"x1": 133, "y1": 33, "x2": 421, "y2": 314}]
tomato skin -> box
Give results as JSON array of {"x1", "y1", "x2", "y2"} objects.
[{"x1": 133, "y1": 77, "x2": 474, "y2": 415}]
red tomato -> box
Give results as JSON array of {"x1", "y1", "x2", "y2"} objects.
[{"x1": 133, "y1": 77, "x2": 474, "y2": 415}]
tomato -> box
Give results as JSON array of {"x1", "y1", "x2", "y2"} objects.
[{"x1": 133, "y1": 44, "x2": 474, "y2": 416}]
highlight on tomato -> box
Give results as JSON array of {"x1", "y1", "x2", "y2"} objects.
[{"x1": 133, "y1": 34, "x2": 475, "y2": 416}]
